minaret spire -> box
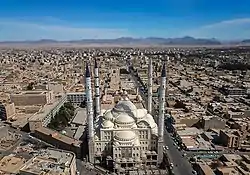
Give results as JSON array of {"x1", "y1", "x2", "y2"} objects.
[
  {"x1": 159, "y1": 62, "x2": 166, "y2": 138},
  {"x1": 94, "y1": 59, "x2": 101, "y2": 116},
  {"x1": 85, "y1": 62, "x2": 95, "y2": 163},
  {"x1": 157, "y1": 60, "x2": 166, "y2": 164},
  {"x1": 148, "y1": 57, "x2": 153, "y2": 114},
  {"x1": 85, "y1": 62, "x2": 94, "y2": 138}
]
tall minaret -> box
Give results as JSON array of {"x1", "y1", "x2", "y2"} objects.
[
  {"x1": 148, "y1": 57, "x2": 153, "y2": 114},
  {"x1": 157, "y1": 62, "x2": 166, "y2": 164},
  {"x1": 94, "y1": 59, "x2": 101, "y2": 117},
  {"x1": 85, "y1": 63, "x2": 95, "y2": 163}
]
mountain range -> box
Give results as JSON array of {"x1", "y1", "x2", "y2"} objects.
[{"x1": 0, "y1": 36, "x2": 250, "y2": 45}]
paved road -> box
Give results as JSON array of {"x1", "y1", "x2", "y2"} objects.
[
  {"x1": 76, "y1": 159, "x2": 100, "y2": 175},
  {"x1": 163, "y1": 129, "x2": 194, "y2": 175},
  {"x1": 128, "y1": 65, "x2": 194, "y2": 175}
]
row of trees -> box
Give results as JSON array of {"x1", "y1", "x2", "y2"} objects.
[{"x1": 48, "y1": 102, "x2": 75, "y2": 130}]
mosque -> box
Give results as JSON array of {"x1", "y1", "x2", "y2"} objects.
[{"x1": 84, "y1": 59, "x2": 166, "y2": 174}]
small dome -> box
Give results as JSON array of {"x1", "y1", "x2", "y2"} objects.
[
  {"x1": 100, "y1": 109, "x2": 106, "y2": 116},
  {"x1": 136, "y1": 109, "x2": 147, "y2": 119},
  {"x1": 103, "y1": 109, "x2": 114, "y2": 121},
  {"x1": 115, "y1": 113, "x2": 135, "y2": 125},
  {"x1": 114, "y1": 100, "x2": 137, "y2": 112},
  {"x1": 115, "y1": 130, "x2": 136, "y2": 141},
  {"x1": 102, "y1": 120, "x2": 114, "y2": 129}
]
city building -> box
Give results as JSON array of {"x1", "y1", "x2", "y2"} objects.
[
  {"x1": 28, "y1": 94, "x2": 67, "y2": 130},
  {"x1": 84, "y1": 61, "x2": 167, "y2": 174},
  {"x1": 193, "y1": 162, "x2": 215, "y2": 175},
  {"x1": 10, "y1": 90, "x2": 54, "y2": 106},
  {"x1": 33, "y1": 127, "x2": 82, "y2": 158},
  {"x1": 0, "y1": 102, "x2": 15, "y2": 120},
  {"x1": 20, "y1": 148, "x2": 76, "y2": 175},
  {"x1": 220, "y1": 130, "x2": 240, "y2": 148},
  {"x1": 201, "y1": 116, "x2": 226, "y2": 131},
  {"x1": 66, "y1": 92, "x2": 86, "y2": 107},
  {"x1": 0, "y1": 155, "x2": 26, "y2": 174}
]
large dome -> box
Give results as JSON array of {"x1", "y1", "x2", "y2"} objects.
[
  {"x1": 115, "y1": 130, "x2": 136, "y2": 141},
  {"x1": 113, "y1": 100, "x2": 137, "y2": 112},
  {"x1": 115, "y1": 113, "x2": 135, "y2": 125}
]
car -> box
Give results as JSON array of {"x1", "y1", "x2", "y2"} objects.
[{"x1": 192, "y1": 170, "x2": 197, "y2": 175}]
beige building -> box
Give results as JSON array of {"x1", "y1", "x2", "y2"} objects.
[
  {"x1": 0, "y1": 102, "x2": 15, "y2": 120},
  {"x1": 201, "y1": 116, "x2": 226, "y2": 131},
  {"x1": 0, "y1": 155, "x2": 26, "y2": 174},
  {"x1": 109, "y1": 68, "x2": 120, "y2": 89},
  {"x1": 20, "y1": 148, "x2": 76, "y2": 175},
  {"x1": 33, "y1": 127, "x2": 82, "y2": 158},
  {"x1": 193, "y1": 162, "x2": 215, "y2": 175},
  {"x1": 220, "y1": 130, "x2": 240, "y2": 148},
  {"x1": 10, "y1": 90, "x2": 54, "y2": 106}
]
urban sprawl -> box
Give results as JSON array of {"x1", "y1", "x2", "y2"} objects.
[{"x1": 0, "y1": 47, "x2": 250, "y2": 175}]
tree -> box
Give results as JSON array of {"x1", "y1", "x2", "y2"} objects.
[
  {"x1": 173, "y1": 100, "x2": 186, "y2": 109},
  {"x1": 27, "y1": 82, "x2": 34, "y2": 90},
  {"x1": 64, "y1": 102, "x2": 74, "y2": 112},
  {"x1": 80, "y1": 101, "x2": 86, "y2": 108}
]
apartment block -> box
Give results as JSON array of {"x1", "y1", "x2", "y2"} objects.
[
  {"x1": 10, "y1": 90, "x2": 54, "y2": 106},
  {"x1": 220, "y1": 130, "x2": 240, "y2": 148}
]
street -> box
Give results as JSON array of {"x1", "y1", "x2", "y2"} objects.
[
  {"x1": 164, "y1": 129, "x2": 194, "y2": 175},
  {"x1": 128, "y1": 65, "x2": 194, "y2": 175}
]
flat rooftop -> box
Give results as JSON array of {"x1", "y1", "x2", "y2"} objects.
[
  {"x1": 12, "y1": 91, "x2": 47, "y2": 95},
  {"x1": 35, "y1": 127, "x2": 81, "y2": 146},
  {"x1": 74, "y1": 125, "x2": 86, "y2": 140},
  {"x1": 36, "y1": 148, "x2": 75, "y2": 165},
  {"x1": 0, "y1": 155, "x2": 26, "y2": 173},
  {"x1": 71, "y1": 108, "x2": 87, "y2": 125},
  {"x1": 20, "y1": 156, "x2": 70, "y2": 175}
]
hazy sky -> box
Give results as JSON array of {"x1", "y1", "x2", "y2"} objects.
[{"x1": 0, "y1": 0, "x2": 250, "y2": 40}]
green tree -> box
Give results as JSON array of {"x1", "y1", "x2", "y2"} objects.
[
  {"x1": 27, "y1": 82, "x2": 34, "y2": 90},
  {"x1": 48, "y1": 102, "x2": 75, "y2": 130}
]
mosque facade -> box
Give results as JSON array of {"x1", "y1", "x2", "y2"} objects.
[{"x1": 85, "y1": 59, "x2": 166, "y2": 174}]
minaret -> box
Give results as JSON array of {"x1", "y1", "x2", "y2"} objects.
[
  {"x1": 148, "y1": 57, "x2": 153, "y2": 114},
  {"x1": 94, "y1": 59, "x2": 101, "y2": 116},
  {"x1": 85, "y1": 63, "x2": 95, "y2": 163},
  {"x1": 157, "y1": 62, "x2": 166, "y2": 164}
]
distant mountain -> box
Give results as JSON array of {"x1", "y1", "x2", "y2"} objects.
[
  {"x1": 241, "y1": 39, "x2": 250, "y2": 44},
  {"x1": 0, "y1": 37, "x2": 222, "y2": 45}
]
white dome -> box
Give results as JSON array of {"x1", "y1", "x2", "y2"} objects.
[
  {"x1": 115, "y1": 130, "x2": 136, "y2": 141},
  {"x1": 102, "y1": 120, "x2": 114, "y2": 129},
  {"x1": 103, "y1": 109, "x2": 114, "y2": 121},
  {"x1": 114, "y1": 100, "x2": 137, "y2": 112},
  {"x1": 136, "y1": 109, "x2": 147, "y2": 119},
  {"x1": 115, "y1": 113, "x2": 135, "y2": 125},
  {"x1": 100, "y1": 109, "x2": 106, "y2": 116},
  {"x1": 145, "y1": 114, "x2": 156, "y2": 126}
]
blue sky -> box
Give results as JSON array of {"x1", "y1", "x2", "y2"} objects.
[{"x1": 0, "y1": 0, "x2": 250, "y2": 40}]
